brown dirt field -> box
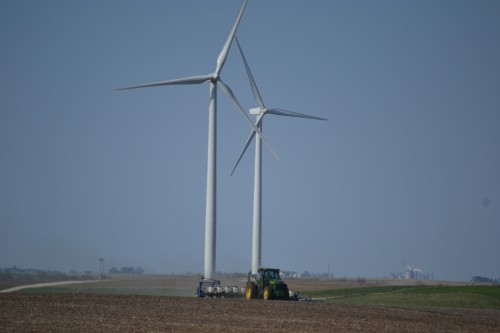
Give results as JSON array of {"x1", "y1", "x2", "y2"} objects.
[{"x1": 1, "y1": 293, "x2": 500, "y2": 332}]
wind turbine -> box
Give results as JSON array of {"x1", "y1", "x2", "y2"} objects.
[
  {"x1": 117, "y1": 0, "x2": 277, "y2": 280},
  {"x1": 231, "y1": 37, "x2": 327, "y2": 276}
]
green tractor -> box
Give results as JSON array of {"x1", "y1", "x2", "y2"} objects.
[{"x1": 245, "y1": 268, "x2": 291, "y2": 300}]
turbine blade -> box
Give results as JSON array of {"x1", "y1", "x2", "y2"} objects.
[
  {"x1": 218, "y1": 80, "x2": 279, "y2": 160},
  {"x1": 116, "y1": 74, "x2": 213, "y2": 90},
  {"x1": 267, "y1": 108, "x2": 328, "y2": 121},
  {"x1": 235, "y1": 37, "x2": 265, "y2": 109},
  {"x1": 231, "y1": 114, "x2": 265, "y2": 176},
  {"x1": 214, "y1": 0, "x2": 248, "y2": 76}
]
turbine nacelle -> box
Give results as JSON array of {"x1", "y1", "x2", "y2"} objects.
[{"x1": 250, "y1": 107, "x2": 266, "y2": 115}]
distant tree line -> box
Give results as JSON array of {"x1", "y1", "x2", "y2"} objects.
[
  {"x1": 108, "y1": 266, "x2": 145, "y2": 275},
  {"x1": 0, "y1": 266, "x2": 93, "y2": 283},
  {"x1": 472, "y1": 276, "x2": 498, "y2": 283},
  {"x1": 1, "y1": 265, "x2": 47, "y2": 274}
]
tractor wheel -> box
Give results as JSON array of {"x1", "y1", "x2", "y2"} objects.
[
  {"x1": 246, "y1": 282, "x2": 257, "y2": 300},
  {"x1": 263, "y1": 286, "x2": 273, "y2": 300},
  {"x1": 284, "y1": 286, "x2": 290, "y2": 300}
]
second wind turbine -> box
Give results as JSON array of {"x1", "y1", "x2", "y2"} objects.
[{"x1": 232, "y1": 38, "x2": 327, "y2": 276}]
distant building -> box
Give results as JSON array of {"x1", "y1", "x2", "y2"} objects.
[{"x1": 405, "y1": 266, "x2": 429, "y2": 280}]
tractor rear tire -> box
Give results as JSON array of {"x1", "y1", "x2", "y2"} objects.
[
  {"x1": 246, "y1": 282, "x2": 257, "y2": 300},
  {"x1": 263, "y1": 286, "x2": 273, "y2": 300},
  {"x1": 283, "y1": 286, "x2": 290, "y2": 300}
]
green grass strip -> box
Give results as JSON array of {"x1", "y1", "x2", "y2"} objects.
[{"x1": 301, "y1": 285, "x2": 500, "y2": 310}]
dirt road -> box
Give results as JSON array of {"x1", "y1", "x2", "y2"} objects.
[
  {"x1": 1, "y1": 293, "x2": 499, "y2": 332},
  {"x1": 0, "y1": 280, "x2": 98, "y2": 293}
]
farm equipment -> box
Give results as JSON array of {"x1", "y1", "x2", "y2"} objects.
[
  {"x1": 196, "y1": 278, "x2": 245, "y2": 298},
  {"x1": 245, "y1": 268, "x2": 296, "y2": 300},
  {"x1": 196, "y1": 278, "x2": 221, "y2": 298}
]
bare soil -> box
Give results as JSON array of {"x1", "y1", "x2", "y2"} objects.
[{"x1": 1, "y1": 293, "x2": 500, "y2": 332}]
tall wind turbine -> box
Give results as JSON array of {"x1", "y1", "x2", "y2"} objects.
[
  {"x1": 232, "y1": 38, "x2": 327, "y2": 276},
  {"x1": 117, "y1": 0, "x2": 277, "y2": 280}
]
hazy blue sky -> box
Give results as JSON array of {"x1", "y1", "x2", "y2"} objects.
[{"x1": 1, "y1": 0, "x2": 499, "y2": 281}]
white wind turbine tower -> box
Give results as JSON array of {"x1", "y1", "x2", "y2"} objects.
[
  {"x1": 117, "y1": 0, "x2": 277, "y2": 280},
  {"x1": 232, "y1": 38, "x2": 327, "y2": 276}
]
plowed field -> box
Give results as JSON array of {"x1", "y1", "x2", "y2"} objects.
[{"x1": 1, "y1": 293, "x2": 500, "y2": 332}]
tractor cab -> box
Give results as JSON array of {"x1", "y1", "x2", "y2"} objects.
[{"x1": 261, "y1": 268, "x2": 279, "y2": 287}]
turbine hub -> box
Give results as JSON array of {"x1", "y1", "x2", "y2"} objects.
[{"x1": 211, "y1": 73, "x2": 219, "y2": 82}]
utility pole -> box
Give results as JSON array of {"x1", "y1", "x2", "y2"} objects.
[{"x1": 98, "y1": 258, "x2": 104, "y2": 280}]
